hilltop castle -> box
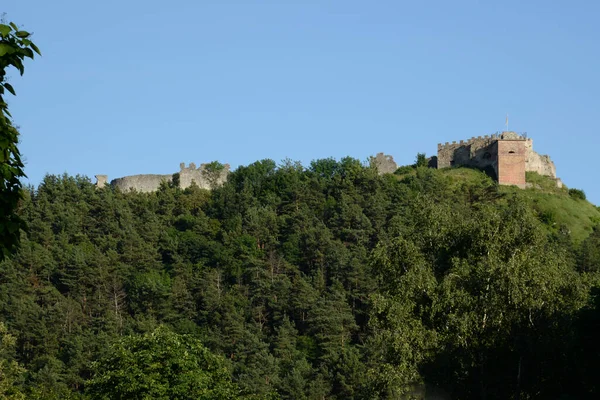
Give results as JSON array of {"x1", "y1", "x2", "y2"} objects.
[
  {"x1": 95, "y1": 132, "x2": 560, "y2": 192},
  {"x1": 435, "y1": 131, "x2": 561, "y2": 188}
]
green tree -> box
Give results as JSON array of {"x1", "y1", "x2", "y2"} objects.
[
  {"x1": 272, "y1": 317, "x2": 312, "y2": 399},
  {"x1": 425, "y1": 202, "x2": 587, "y2": 399},
  {"x1": 86, "y1": 326, "x2": 240, "y2": 400},
  {"x1": 0, "y1": 322, "x2": 26, "y2": 399},
  {"x1": 415, "y1": 153, "x2": 427, "y2": 168},
  {"x1": 580, "y1": 226, "x2": 600, "y2": 272},
  {"x1": 568, "y1": 188, "x2": 586, "y2": 201},
  {"x1": 0, "y1": 20, "x2": 40, "y2": 259},
  {"x1": 202, "y1": 161, "x2": 227, "y2": 190},
  {"x1": 366, "y1": 236, "x2": 438, "y2": 397}
]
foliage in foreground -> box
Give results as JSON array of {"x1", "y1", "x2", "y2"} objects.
[
  {"x1": 87, "y1": 326, "x2": 239, "y2": 400},
  {"x1": 0, "y1": 162, "x2": 598, "y2": 399},
  {"x1": 0, "y1": 20, "x2": 40, "y2": 260}
]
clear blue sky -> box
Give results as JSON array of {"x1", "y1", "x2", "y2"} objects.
[{"x1": 3, "y1": 0, "x2": 599, "y2": 204}]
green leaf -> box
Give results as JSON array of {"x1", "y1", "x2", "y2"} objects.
[
  {"x1": 30, "y1": 42, "x2": 41, "y2": 56},
  {"x1": 0, "y1": 24, "x2": 11, "y2": 37},
  {"x1": 15, "y1": 31, "x2": 30, "y2": 38},
  {"x1": 9, "y1": 22, "x2": 18, "y2": 31},
  {"x1": 12, "y1": 59, "x2": 24, "y2": 75},
  {"x1": 0, "y1": 43, "x2": 15, "y2": 57},
  {"x1": 3, "y1": 83, "x2": 15, "y2": 96}
]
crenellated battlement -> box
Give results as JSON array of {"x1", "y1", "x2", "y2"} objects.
[
  {"x1": 179, "y1": 162, "x2": 232, "y2": 173},
  {"x1": 437, "y1": 132, "x2": 531, "y2": 154},
  {"x1": 180, "y1": 162, "x2": 198, "y2": 171}
]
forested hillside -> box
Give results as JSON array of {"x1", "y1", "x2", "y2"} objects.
[{"x1": 1, "y1": 159, "x2": 599, "y2": 399}]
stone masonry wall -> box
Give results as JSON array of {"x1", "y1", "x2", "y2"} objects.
[
  {"x1": 370, "y1": 153, "x2": 398, "y2": 175},
  {"x1": 95, "y1": 175, "x2": 108, "y2": 189},
  {"x1": 437, "y1": 135, "x2": 499, "y2": 169},
  {"x1": 111, "y1": 174, "x2": 172, "y2": 193},
  {"x1": 102, "y1": 162, "x2": 230, "y2": 192},
  {"x1": 524, "y1": 139, "x2": 557, "y2": 178},
  {"x1": 497, "y1": 140, "x2": 527, "y2": 187},
  {"x1": 178, "y1": 162, "x2": 231, "y2": 190},
  {"x1": 437, "y1": 132, "x2": 558, "y2": 186}
]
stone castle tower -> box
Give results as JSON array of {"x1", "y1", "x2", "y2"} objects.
[{"x1": 436, "y1": 131, "x2": 560, "y2": 188}]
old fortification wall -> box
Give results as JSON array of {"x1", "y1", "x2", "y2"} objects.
[
  {"x1": 437, "y1": 134, "x2": 500, "y2": 170},
  {"x1": 95, "y1": 175, "x2": 108, "y2": 189},
  {"x1": 178, "y1": 162, "x2": 230, "y2": 190},
  {"x1": 370, "y1": 153, "x2": 398, "y2": 174},
  {"x1": 524, "y1": 139, "x2": 557, "y2": 178},
  {"x1": 111, "y1": 174, "x2": 173, "y2": 193},
  {"x1": 100, "y1": 133, "x2": 558, "y2": 192},
  {"x1": 102, "y1": 162, "x2": 230, "y2": 192}
]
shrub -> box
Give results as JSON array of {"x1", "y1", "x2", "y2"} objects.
[
  {"x1": 568, "y1": 188, "x2": 586, "y2": 201},
  {"x1": 415, "y1": 153, "x2": 428, "y2": 168},
  {"x1": 394, "y1": 165, "x2": 415, "y2": 175}
]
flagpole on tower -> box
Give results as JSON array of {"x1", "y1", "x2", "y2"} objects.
[{"x1": 505, "y1": 114, "x2": 509, "y2": 132}]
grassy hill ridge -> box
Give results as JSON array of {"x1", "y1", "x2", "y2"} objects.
[{"x1": 402, "y1": 166, "x2": 600, "y2": 243}]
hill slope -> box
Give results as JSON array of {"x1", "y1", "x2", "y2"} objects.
[
  {"x1": 0, "y1": 159, "x2": 599, "y2": 399},
  {"x1": 439, "y1": 168, "x2": 600, "y2": 242}
]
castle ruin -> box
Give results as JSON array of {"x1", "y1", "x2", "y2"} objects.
[
  {"x1": 370, "y1": 153, "x2": 398, "y2": 174},
  {"x1": 436, "y1": 131, "x2": 561, "y2": 188},
  {"x1": 96, "y1": 162, "x2": 230, "y2": 192},
  {"x1": 95, "y1": 132, "x2": 559, "y2": 192}
]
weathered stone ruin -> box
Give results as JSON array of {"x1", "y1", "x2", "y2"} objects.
[
  {"x1": 370, "y1": 153, "x2": 398, "y2": 175},
  {"x1": 97, "y1": 132, "x2": 560, "y2": 192},
  {"x1": 97, "y1": 162, "x2": 230, "y2": 192}
]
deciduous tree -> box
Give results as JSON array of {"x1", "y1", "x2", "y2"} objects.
[{"x1": 0, "y1": 20, "x2": 39, "y2": 259}]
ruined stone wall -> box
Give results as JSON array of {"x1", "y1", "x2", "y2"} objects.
[
  {"x1": 370, "y1": 153, "x2": 397, "y2": 174},
  {"x1": 524, "y1": 139, "x2": 557, "y2": 178},
  {"x1": 111, "y1": 174, "x2": 172, "y2": 193},
  {"x1": 437, "y1": 134, "x2": 500, "y2": 171},
  {"x1": 98, "y1": 161, "x2": 231, "y2": 193},
  {"x1": 95, "y1": 175, "x2": 108, "y2": 189},
  {"x1": 178, "y1": 162, "x2": 231, "y2": 190}
]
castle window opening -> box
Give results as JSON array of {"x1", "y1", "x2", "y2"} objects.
[{"x1": 508, "y1": 150, "x2": 516, "y2": 154}]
